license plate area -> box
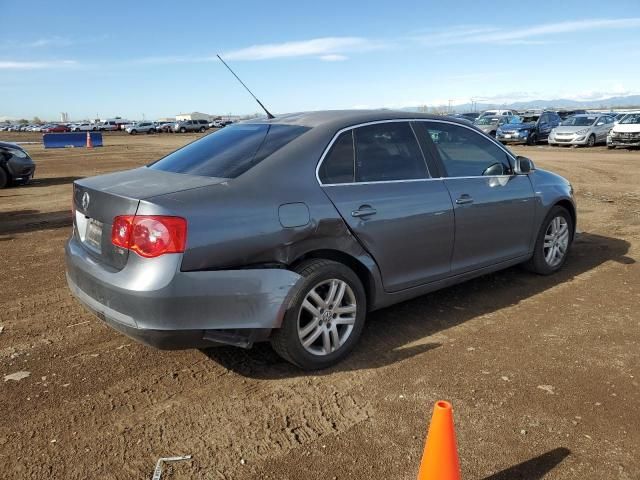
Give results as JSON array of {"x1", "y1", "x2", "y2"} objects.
[
  {"x1": 85, "y1": 219, "x2": 103, "y2": 253},
  {"x1": 75, "y1": 211, "x2": 103, "y2": 254}
]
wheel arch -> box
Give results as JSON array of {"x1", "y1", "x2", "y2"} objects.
[
  {"x1": 554, "y1": 199, "x2": 577, "y2": 236},
  {"x1": 290, "y1": 249, "x2": 376, "y2": 310}
]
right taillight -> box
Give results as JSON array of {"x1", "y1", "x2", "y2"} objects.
[{"x1": 111, "y1": 215, "x2": 187, "y2": 258}]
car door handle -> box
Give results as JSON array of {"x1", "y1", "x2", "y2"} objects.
[
  {"x1": 455, "y1": 194, "x2": 474, "y2": 205},
  {"x1": 351, "y1": 206, "x2": 377, "y2": 218}
]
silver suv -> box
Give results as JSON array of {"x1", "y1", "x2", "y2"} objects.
[
  {"x1": 125, "y1": 121, "x2": 157, "y2": 135},
  {"x1": 173, "y1": 119, "x2": 209, "y2": 133}
]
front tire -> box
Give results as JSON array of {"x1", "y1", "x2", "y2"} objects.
[
  {"x1": 587, "y1": 134, "x2": 595, "y2": 147},
  {"x1": 527, "y1": 133, "x2": 538, "y2": 146},
  {"x1": 180, "y1": 127, "x2": 186, "y2": 133},
  {"x1": 271, "y1": 259, "x2": 366, "y2": 370},
  {"x1": 524, "y1": 206, "x2": 573, "y2": 275}
]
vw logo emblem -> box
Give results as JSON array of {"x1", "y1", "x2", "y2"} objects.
[{"x1": 81, "y1": 192, "x2": 90, "y2": 211}]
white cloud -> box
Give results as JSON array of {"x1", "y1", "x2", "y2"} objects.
[
  {"x1": 319, "y1": 54, "x2": 348, "y2": 61},
  {"x1": 0, "y1": 60, "x2": 77, "y2": 70},
  {"x1": 417, "y1": 18, "x2": 640, "y2": 46},
  {"x1": 224, "y1": 37, "x2": 380, "y2": 61}
]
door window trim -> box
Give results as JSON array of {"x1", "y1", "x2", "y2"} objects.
[{"x1": 316, "y1": 118, "x2": 517, "y2": 187}]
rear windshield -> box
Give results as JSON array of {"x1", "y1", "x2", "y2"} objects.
[{"x1": 149, "y1": 123, "x2": 309, "y2": 178}]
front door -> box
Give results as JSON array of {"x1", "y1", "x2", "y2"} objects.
[
  {"x1": 318, "y1": 121, "x2": 455, "y2": 292},
  {"x1": 417, "y1": 121, "x2": 536, "y2": 274}
]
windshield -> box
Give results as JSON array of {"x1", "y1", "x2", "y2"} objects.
[
  {"x1": 620, "y1": 113, "x2": 640, "y2": 124},
  {"x1": 475, "y1": 117, "x2": 500, "y2": 125},
  {"x1": 149, "y1": 123, "x2": 309, "y2": 178},
  {"x1": 561, "y1": 116, "x2": 597, "y2": 127},
  {"x1": 506, "y1": 116, "x2": 526, "y2": 125}
]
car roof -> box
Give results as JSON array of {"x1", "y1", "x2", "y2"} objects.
[
  {"x1": 0, "y1": 140, "x2": 25, "y2": 150},
  {"x1": 240, "y1": 109, "x2": 472, "y2": 132}
]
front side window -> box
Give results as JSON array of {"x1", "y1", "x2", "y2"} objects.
[
  {"x1": 353, "y1": 122, "x2": 428, "y2": 182},
  {"x1": 424, "y1": 122, "x2": 512, "y2": 177},
  {"x1": 150, "y1": 123, "x2": 309, "y2": 178},
  {"x1": 319, "y1": 131, "x2": 354, "y2": 184}
]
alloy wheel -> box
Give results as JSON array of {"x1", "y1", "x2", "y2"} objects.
[
  {"x1": 297, "y1": 279, "x2": 357, "y2": 356},
  {"x1": 543, "y1": 216, "x2": 569, "y2": 267}
]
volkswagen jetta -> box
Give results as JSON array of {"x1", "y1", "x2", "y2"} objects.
[{"x1": 66, "y1": 111, "x2": 576, "y2": 369}]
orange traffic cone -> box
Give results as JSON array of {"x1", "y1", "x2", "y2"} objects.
[
  {"x1": 417, "y1": 401, "x2": 461, "y2": 480},
  {"x1": 86, "y1": 131, "x2": 93, "y2": 149}
]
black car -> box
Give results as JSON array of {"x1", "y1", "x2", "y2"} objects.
[
  {"x1": 0, "y1": 141, "x2": 36, "y2": 188},
  {"x1": 496, "y1": 111, "x2": 561, "y2": 145}
]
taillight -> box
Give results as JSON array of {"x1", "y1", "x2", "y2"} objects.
[{"x1": 111, "y1": 215, "x2": 187, "y2": 258}]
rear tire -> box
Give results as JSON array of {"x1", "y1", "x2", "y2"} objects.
[
  {"x1": 271, "y1": 259, "x2": 366, "y2": 370},
  {"x1": 0, "y1": 167, "x2": 8, "y2": 189},
  {"x1": 524, "y1": 206, "x2": 573, "y2": 275}
]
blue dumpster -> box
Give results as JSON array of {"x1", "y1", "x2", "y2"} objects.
[{"x1": 43, "y1": 132, "x2": 103, "y2": 149}]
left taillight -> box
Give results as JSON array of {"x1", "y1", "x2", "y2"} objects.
[{"x1": 111, "y1": 215, "x2": 187, "y2": 258}]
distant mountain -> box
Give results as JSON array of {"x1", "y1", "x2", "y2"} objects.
[{"x1": 405, "y1": 95, "x2": 640, "y2": 113}]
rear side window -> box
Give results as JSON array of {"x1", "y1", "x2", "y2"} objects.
[
  {"x1": 353, "y1": 122, "x2": 428, "y2": 182},
  {"x1": 319, "y1": 131, "x2": 354, "y2": 184},
  {"x1": 149, "y1": 124, "x2": 309, "y2": 178},
  {"x1": 423, "y1": 122, "x2": 512, "y2": 177}
]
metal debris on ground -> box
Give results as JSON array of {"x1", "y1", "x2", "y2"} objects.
[{"x1": 151, "y1": 455, "x2": 192, "y2": 480}]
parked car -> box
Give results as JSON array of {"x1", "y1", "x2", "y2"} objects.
[
  {"x1": 451, "y1": 113, "x2": 480, "y2": 123},
  {"x1": 479, "y1": 109, "x2": 515, "y2": 119},
  {"x1": 473, "y1": 116, "x2": 510, "y2": 137},
  {"x1": 607, "y1": 112, "x2": 640, "y2": 149},
  {"x1": 125, "y1": 121, "x2": 157, "y2": 135},
  {"x1": 155, "y1": 121, "x2": 175, "y2": 133},
  {"x1": 497, "y1": 111, "x2": 561, "y2": 145},
  {"x1": 173, "y1": 119, "x2": 209, "y2": 133},
  {"x1": 65, "y1": 110, "x2": 576, "y2": 369},
  {"x1": 72, "y1": 123, "x2": 94, "y2": 132},
  {"x1": 557, "y1": 109, "x2": 587, "y2": 120},
  {"x1": 98, "y1": 121, "x2": 119, "y2": 131},
  {"x1": 209, "y1": 120, "x2": 223, "y2": 128},
  {"x1": 548, "y1": 114, "x2": 615, "y2": 147},
  {"x1": 42, "y1": 124, "x2": 71, "y2": 133},
  {"x1": 0, "y1": 141, "x2": 36, "y2": 188}
]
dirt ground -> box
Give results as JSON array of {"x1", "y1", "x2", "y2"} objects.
[{"x1": 0, "y1": 131, "x2": 638, "y2": 479}]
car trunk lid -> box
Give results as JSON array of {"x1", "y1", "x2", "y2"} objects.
[{"x1": 73, "y1": 167, "x2": 225, "y2": 270}]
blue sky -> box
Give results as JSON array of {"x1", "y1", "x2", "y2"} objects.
[{"x1": 2, "y1": 0, "x2": 640, "y2": 120}]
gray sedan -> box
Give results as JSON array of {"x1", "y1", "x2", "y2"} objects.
[
  {"x1": 548, "y1": 114, "x2": 615, "y2": 147},
  {"x1": 65, "y1": 110, "x2": 576, "y2": 369},
  {"x1": 473, "y1": 116, "x2": 510, "y2": 137}
]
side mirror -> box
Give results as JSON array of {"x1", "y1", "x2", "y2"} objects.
[{"x1": 515, "y1": 156, "x2": 535, "y2": 174}]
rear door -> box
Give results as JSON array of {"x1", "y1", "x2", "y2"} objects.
[
  {"x1": 416, "y1": 121, "x2": 535, "y2": 274},
  {"x1": 319, "y1": 121, "x2": 454, "y2": 292}
]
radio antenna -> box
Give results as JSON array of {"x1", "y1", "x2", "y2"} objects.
[{"x1": 216, "y1": 54, "x2": 275, "y2": 119}]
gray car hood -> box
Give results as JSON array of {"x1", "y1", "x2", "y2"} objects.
[{"x1": 554, "y1": 125, "x2": 593, "y2": 133}]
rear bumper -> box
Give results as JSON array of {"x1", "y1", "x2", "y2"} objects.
[{"x1": 65, "y1": 237, "x2": 303, "y2": 349}]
